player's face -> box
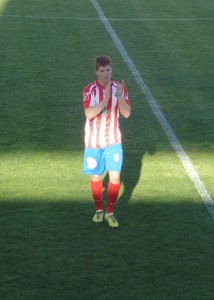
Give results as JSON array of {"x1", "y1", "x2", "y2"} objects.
[{"x1": 96, "y1": 65, "x2": 112, "y2": 87}]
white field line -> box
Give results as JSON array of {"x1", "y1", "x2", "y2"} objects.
[
  {"x1": 91, "y1": 0, "x2": 214, "y2": 219},
  {"x1": 0, "y1": 14, "x2": 98, "y2": 20},
  {"x1": 0, "y1": 14, "x2": 214, "y2": 22}
]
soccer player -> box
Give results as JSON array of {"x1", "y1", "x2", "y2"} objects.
[{"x1": 82, "y1": 55, "x2": 131, "y2": 228}]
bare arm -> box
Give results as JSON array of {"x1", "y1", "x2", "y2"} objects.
[
  {"x1": 118, "y1": 96, "x2": 131, "y2": 118},
  {"x1": 85, "y1": 82, "x2": 111, "y2": 120},
  {"x1": 85, "y1": 98, "x2": 108, "y2": 120}
]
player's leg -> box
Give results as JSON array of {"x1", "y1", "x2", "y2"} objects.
[
  {"x1": 90, "y1": 174, "x2": 104, "y2": 221},
  {"x1": 106, "y1": 171, "x2": 121, "y2": 219},
  {"x1": 83, "y1": 148, "x2": 105, "y2": 222},
  {"x1": 104, "y1": 144, "x2": 123, "y2": 228}
]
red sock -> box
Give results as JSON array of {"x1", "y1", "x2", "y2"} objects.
[
  {"x1": 106, "y1": 182, "x2": 121, "y2": 214},
  {"x1": 90, "y1": 180, "x2": 103, "y2": 211}
]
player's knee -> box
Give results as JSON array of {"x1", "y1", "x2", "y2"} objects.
[
  {"x1": 91, "y1": 175, "x2": 102, "y2": 182},
  {"x1": 109, "y1": 171, "x2": 120, "y2": 184}
]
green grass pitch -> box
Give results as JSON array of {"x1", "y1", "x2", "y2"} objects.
[{"x1": 0, "y1": 0, "x2": 214, "y2": 299}]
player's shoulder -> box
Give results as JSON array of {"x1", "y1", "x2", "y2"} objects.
[{"x1": 83, "y1": 80, "x2": 97, "y2": 92}]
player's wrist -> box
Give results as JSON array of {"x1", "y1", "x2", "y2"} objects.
[{"x1": 103, "y1": 97, "x2": 109, "y2": 103}]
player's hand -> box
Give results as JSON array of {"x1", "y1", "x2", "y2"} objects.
[
  {"x1": 117, "y1": 80, "x2": 124, "y2": 97},
  {"x1": 104, "y1": 82, "x2": 111, "y2": 102}
]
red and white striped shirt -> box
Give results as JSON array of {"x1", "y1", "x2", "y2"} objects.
[{"x1": 83, "y1": 80, "x2": 130, "y2": 148}]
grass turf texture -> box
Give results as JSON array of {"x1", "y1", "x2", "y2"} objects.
[{"x1": 1, "y1": 0, "x2": 214, "y2": 299}]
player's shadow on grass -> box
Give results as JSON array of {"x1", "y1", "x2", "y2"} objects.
[
  {"x1": 120, "y1": 138, "x2": 155, "y2": 206},
  {"x1": 103, "y1": 104, "x2": 157, "y2": 207}
]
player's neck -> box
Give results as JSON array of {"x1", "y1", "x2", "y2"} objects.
[{"x1": 98, "y1": 79, "x2": 110, "y2": 88}]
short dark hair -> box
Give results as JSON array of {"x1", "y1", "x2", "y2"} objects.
[{"x1": 94, "y1": 55, "x2": 112, "y2": 70}]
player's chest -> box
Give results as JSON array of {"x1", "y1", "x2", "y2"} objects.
[{"x1": 92, "y1": 87, "x2": 118, "y2": 108}]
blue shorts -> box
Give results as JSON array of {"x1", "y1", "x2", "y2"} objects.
[{"x1": 83, "y1": 144, "x2": 123, "y2": 175}]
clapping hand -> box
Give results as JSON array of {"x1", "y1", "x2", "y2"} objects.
[{"x1": 117, "y1": 80, "x2": 124, "y2": 97}]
